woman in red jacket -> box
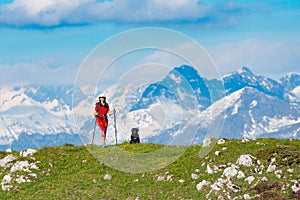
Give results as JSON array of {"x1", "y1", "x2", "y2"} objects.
[{"x1": 94, "y1": 94, "x2": 115, "y2": 147}]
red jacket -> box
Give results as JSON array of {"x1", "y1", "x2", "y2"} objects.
[{"x1": 95, "y1": 102, "x2": 109, "y2": 116}]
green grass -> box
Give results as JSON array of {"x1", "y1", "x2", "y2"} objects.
[{"x1": 0, "y1": 139, "x2": 299, "y2": 200}]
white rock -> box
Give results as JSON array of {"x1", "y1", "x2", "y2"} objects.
[
  {"x1": 1, "y1": 174, "x2": 14, "y2": 191},
  {"x1": 267, "y1": 164, "x2": 276, "y2": 172},
  {"x1": 1, "y1": 184, "x2": 12, "y2": 191},
  {"x1": 178, "y1": 179, "x2": 184, "y2": 183},
  {"x1": 10, "y1": 161, "x2": 30, "y2": 173},
  {"x1": 211, "y1": 178, "x2": 226, "y2": 191},
  {"x1": 191, "y1": 173, "x2": 199, "y2": 180},
  {"x1": 243, "y1": 194, "x2": 251, "y2": 200},
  {"x1": 166, "y1": 175, "x2": 173, "y2": 181},
  {"x1": 210, "y1": 183, "x2": 221, "y2": 191},
  {"x1": 222, "y1": 147, "x2": 227, "y2": 151},
  {"x1": 259, "y1": 165, "x2": 264, "y2": 174},
  {"x1": 217, "y1": 178, "x2": 227, "y2": 184},
  {"x1": 223, "y1": 165, "x2": 238, "y2": 179},
  {"x1": 217, "y1": 139, "x2": 225, "y2": 144},
  {"x1": 271, "y1": 158, "x2": 276, "y2": 163},
  {"x1": 29, "y1": 173, "x2": 37, "y2": 178},
  {"x1": 245, "y1": 176, "x2": 255, "y2": 184},
  {"x1": 237, "y1": 171, "x2": 245, "y2": 179},
  {"x1": 203, "y1": 138, "x2": 211, "y2": 147},
  {"x1": 292, "y1": 184, "x2": 300, "y2": 192},
  {"x1": 5, "y1": 149, "x2": 12, "y2": 153},
  {"x1": 257, "y1": 160, "x2": 261, "y2": 165},
  {"x1": 215, "y1": 151, "x2": 221, "y2": 156},
  {"x1": 287, "y1": 168, "x2": 294, "y2": 173},
  {"x1": 103, "y1": 174, "x2": 112, "y2": 180},
  {"x1": 1, "y1": 174, "x2": 12, "y2": 185},
  {"x1": 261, "y1": 177, "x2": 268, "y2": 181},
  {"x1": 275, "y1": 170, "x2": 282, "y2": 178},
  {"x1": 157, "y1": 176, "x2": 164, "y2": 181},
  {"x1": 206, "y1": 165, "x2": 214, "y2": 174},
  {"x1": 242, "y1": 138, "x2": 250, "y2": 143},
  {"x1": 196, "y1": 180, "x2": 210, "y2": 191},
  {"x1": 213, "y1": 165, "x2": 220, "y2": 172},
  {"x1": 195, "y1": 169, "x2": 200, "y2": 172},
  {"x1": 30, "y1": 162, "x2": 39, "y2": 170},
  {"x1": 0, "y1": 154, "x2": 17, "y2": 168},
  {"x1": 276, "y1": 174, "x2": 281, "y2": 179},
  {"x1": 20, "y1": 149, "x2": 37, "y2": 157},
  {"x1": 16, "y1": 175, "x2": 31, "y2": 183},
  {"x1": 236, "y1": 155, "x2": 254, "y2": 167},
  {"x1": 227, "y1": 182, "x2": 240, "y2": 192}
]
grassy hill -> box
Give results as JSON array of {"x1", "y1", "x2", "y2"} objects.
[{"x1": 0, "y1": 138, "x2": 300, "y2": 200}]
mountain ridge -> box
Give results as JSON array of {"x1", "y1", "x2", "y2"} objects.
[{"x1": 0, "y1": 65, "x2": 299, "y2": 150}]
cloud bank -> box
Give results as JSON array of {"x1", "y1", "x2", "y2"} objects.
[
  {"x1": 207, "y1": 39, "x2": 300, "y2": 78},
  {"x1": 0, "y1": 0, "x2": 257, "y2": 28},
  {"x1": 0, "y1": 58, "x2": 78, "y2": 86}
]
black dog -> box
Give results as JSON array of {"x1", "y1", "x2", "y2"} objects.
[{"x1": 130, "y1": 128, "x2": 140, "y2": 144}]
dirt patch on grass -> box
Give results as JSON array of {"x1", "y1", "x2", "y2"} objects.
[
  {"x1": 255, "y1": 145, "x2": 300, "y2": 167},
  {"x1": 251, "y1": 181, "x2": 287, "y2": 200}
]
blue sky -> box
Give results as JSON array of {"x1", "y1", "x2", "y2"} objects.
[{"x1": 0, "y1": 0, "x2": 300, "y2": 86}]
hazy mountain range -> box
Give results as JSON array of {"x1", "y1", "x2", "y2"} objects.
[{"x1": 0, "y1": 66, "x2": 299, "y2": 150}]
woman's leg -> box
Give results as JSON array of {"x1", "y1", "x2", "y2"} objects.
[
  {"x1": 101, "y1": 131, "x2": 106, "y2": 146},
  {"x1": 97, "y1": 117, "x2": 106, "y2": 146},
  {"x1": 101, "y1": 120, "x2": 108, "y2": 147}
]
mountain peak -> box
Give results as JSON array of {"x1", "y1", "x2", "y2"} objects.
[
  {"x1": 280, "y1": 72, "x2": 300, "y2": 91},
  {"x1": 240, "y1": 66, "x2": 253, "y2": 75}
]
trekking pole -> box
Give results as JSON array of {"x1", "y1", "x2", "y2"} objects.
[
  {"x1": 92, "y1": 117, "x2": 97, "y2": 144},
  {"x1": 113, "y1": 109, "x2": 117, "y2": 146}
]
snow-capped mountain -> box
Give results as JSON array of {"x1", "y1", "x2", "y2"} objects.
[
  {"x1": 194, "y1": 87, "x2": 300, "y2": 142},
  {"x1": 0, "y1": 85, "x2": 82, "y2": 151},
  {"x1": 0, "y1": 65, "x2": 299, "y2": 150},
  {"x1": 222, "y1": 66, "x2": 285, "y2": 100},
  {"x1": 280, "y1": 72, "x2": 300, "y2": 91},
  {"x1": 291, "y1": 86, "x2": 300, "y2": 101},
  {"x1": 130, "y1": 65, "x2": 211, "y2": 111}
]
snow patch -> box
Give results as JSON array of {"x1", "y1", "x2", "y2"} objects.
[
  {"x1": 168, "y1": 73, "x2": 181, "y2": 84},
  {"x1": 250, "y1": 100, "x2": 258, "y2": 108}
]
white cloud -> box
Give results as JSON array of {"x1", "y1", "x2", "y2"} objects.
[
  {"x1": 0, "y1": 58, "x2": 78, "y2": 86},
  {"x1": 0, "y1": 0, "x2": 254, "y2": 27},
  {"x1": 207, "y1": 39, "x2": 300, "y2": 78},
  {"x1": 140, "y1": 42, "x2": 220, "y2": 79}
]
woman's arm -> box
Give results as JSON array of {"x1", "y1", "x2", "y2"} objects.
[
  {"x1": 94, "y1": 103, "x2": 98, "y2": 116},
  {"x1": 107, "y1": 109, "x2": 116, "y2": 116}
]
